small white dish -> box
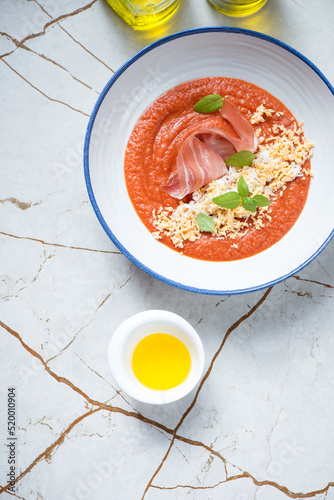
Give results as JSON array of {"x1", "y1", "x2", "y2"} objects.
[{"x1": 107, "y1": 310, "x2": 205, "y2": 404}]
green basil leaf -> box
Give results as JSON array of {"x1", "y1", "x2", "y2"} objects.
[
  {"x1": 194, "y1": 94, "x2": 223, "y2": 114},
  {"x1": 196, "y1": 213, "x2": 216, "y2": 232},
  {"x1": 237, "y1": 176, "x2": 249, "y2": 198},
  {"x1": 252, "y1": 194, "x2": 271, "y2": 207},
  {"x1": 212, "y1": 191, "x2": 241, "y2": 209},
  {"x1": 242, "y1": 197, "x2": 257, "y2": 212},
  {"x1": 225, "y1": 150, "x2": 257, "y2": 168}
]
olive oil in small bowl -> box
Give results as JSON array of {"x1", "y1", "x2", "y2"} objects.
[{"x1": 108, "y1": 310, "x2": 205, "y2": 404}]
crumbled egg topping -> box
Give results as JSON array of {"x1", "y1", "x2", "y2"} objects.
[
  {"x1": 250, "y1": 104, "x2": 275, "y2": 124},
  {"x1": 152, "y1": 108, "x2": 314, "y2": 249}
]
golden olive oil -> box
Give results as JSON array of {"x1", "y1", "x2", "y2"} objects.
[
  {"x1": 132, "y1": 333, "x2": 191, "y2": 390},
  {"x1": 105, "y1": 0, "x2": 182, "y2": 30},
  {"x1": 207, "y1": 0, "x2": 267, "y2": 17}
]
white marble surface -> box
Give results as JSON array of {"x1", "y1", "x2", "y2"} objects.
[{"x1": 1, "y1": 0, "x2": 334, "y2": 498}]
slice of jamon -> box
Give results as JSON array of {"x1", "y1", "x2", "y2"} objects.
[
  {"x1": 162, "y1": 134, "x2": 229, "y2": 200},
  {"x1": 196, "y1": 129, "x2": 237, "y2": 159},
  {"x1": 161, "y1": 99, "x2": 258, "y2": 199},
  {"x1": 220, "y1": 99, "x2": 258, "y2": 153}
]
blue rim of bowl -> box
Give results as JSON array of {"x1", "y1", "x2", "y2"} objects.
[{"x1": 84, "y1": 26, "x2": 334, "y2": 296}]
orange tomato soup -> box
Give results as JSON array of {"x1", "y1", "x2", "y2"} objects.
[{"x1": 124, "y1": 77, "x2": 311, "y2": 261}]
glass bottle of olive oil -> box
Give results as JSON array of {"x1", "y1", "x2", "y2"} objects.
[
  {"x1": 105, "y1": 0, "x2": 182, "y2": 30},
  {"x1": 207, "y1": 0, "x2": 267, "y2": 17}
]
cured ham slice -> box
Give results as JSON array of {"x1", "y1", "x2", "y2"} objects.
[
  {"x1": 161, "y1": 99, "x2": 258, "y2": 199},
  {"x1": 220, "y1": 99, "x2": 258, "y2": 153},
  {"x1": 196, "y1": 129, "x2": 237, "y2": 159},
  {"x1": 162, "y1": 134, "x2": 229, "y2": 200}
]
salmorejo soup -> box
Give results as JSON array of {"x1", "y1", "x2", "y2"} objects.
[{"x1": 124, "y1": 77, "x2": 314, "y2": 262}]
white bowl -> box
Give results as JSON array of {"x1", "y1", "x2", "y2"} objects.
[
  {"x1": 84, "y1": 27, "x2": 334, "y2": 294},
  {"x1": 107, "y1": 310, "x2": 205, "y2": 404}
]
